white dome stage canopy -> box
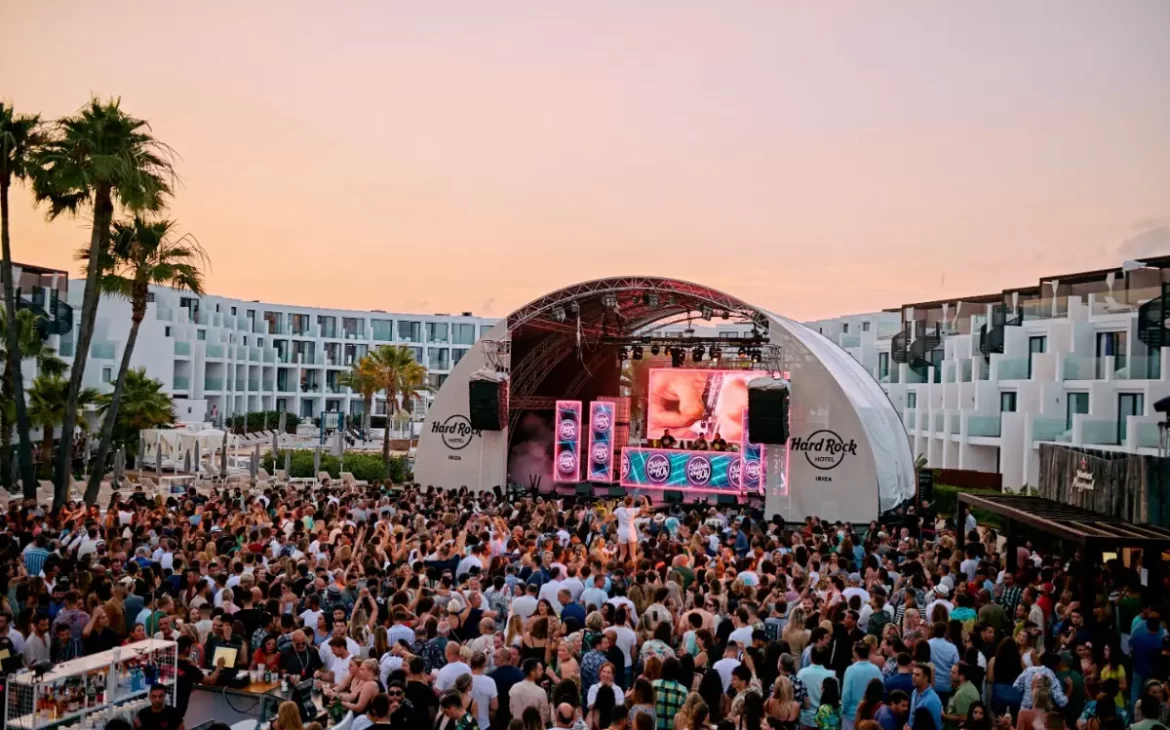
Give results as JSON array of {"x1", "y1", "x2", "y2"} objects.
[{"x1": 414, "y1": 276, "x2": 914, "y2": 523}]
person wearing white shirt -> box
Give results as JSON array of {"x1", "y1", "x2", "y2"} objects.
[
  {"x1": 712, "y1": 644, "x2": 742, "y2": 692},
  {"x1": 457, "y1": 545, "x2": 486, "y2": 579},
  {"x1": 580, "y1": 576, "x2": 609, "y2": 612},
  {"x1": 511, "y1": 585, "x2": 539, "y2": 620},
  {"x1": 319, "y1": 624, "x2": 361, "y2": 666},
  {"x1": 379, "y1": 650, "x2": 404, "y2": 687},
  {"x1": 924, "y1": 584, "x2": 953, "y2": 622},
  {"x1": 609, "y1": 624, "x2": 637, "y2": 672},
  {"x1": 560, "y1": 570, "x2": 585, "y2": 603},
  {"x1": 323, "y1": 638, "x2": 354, "y2": 686},
  {"x1": 469, "y1": 652, "x2": 498, "y2": 730},
  {"x1": 434, "y1": 643, "x2": 472, "y2": 692},
  {"x1": 538, "y1": 573, "x2": 564, "y2": 609},
  {"x1": 605, "y1": 593, "x2": 637, "y2": 621},
  {"x1": 727, "y1": 608, "x2": 754, "y2": 648}
]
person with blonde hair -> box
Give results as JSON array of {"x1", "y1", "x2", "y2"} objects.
[
  {"x1": 273, "y1": 700, "x2": 305, "y2": 730},
  {"x1": 674, "y1": 693, "x2": 711, "y2": 730}
]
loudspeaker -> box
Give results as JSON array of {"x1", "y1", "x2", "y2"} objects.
[
  {"x1": 469, "y1": 379, "x2": 506, "y2": 430},
  {"x1": 747, "y1": 381, "x2": 790, "y2": 444},
  {"x1": 663, "y1": 490, "x2": 684, "y2": 504},
  {"x1": 574, "y1": 483, "x2": 593, "y2": 497}
]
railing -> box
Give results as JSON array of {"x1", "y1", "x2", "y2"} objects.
[
  {"x1": 91, "y1": 342, "x2": 115, "y2": 359},
  {"x1": 155, "y1": 304, "x2": 174, "y2": 322},
  {"x1": 1082, "y1": 420, "x2": 1119, "y2": 446},
  {"x1": 944, "y1": 365, "x2": 956, "y2": 383},
  {"x1": 206, "y1": 344, "x2": 225, "y2": 358},
  {"x1": 235, "y1": 346, "x2": 248, "y2": 359},
  {"x1": 959, "y1": 360, "x2": 971, "y2": 382},
  {"x1": 1137, "y1": 422, "x2": 1161, "y2": 449},
  {"x1": 932, "y1": 412, "x2": 944, "y2": 432},
  {"x1": 1115, "y1": 357, "x2": 1159, "y2": 381},
  {"x1": 996, "y1": 358, "x2": 1029, "y2": 380},
  {"x1": 1062, "y1": 356, "x2": 1096, "y2": 380},
  {"x1": 968, "y1": 415, "x2": 1001, "y2": 437},
  {"x1": 174, "y1": 341, "x2": 191, "y2": 356},
  {"x1": 250, "y1": 347, "x2": 262, "y2": 361},
  {"x1": 326, "y1": 384, "x2": 343, "y2": 394},
  {"x1": 320, "y1": 325, "x2": 338, "y2": 338},
  {"x1": 371, "y1": 323, "x2": 393, "y2": 341},
  {"x1": 839, "y1": 334, "x2": 860, "y2": 348},
  {"x1": 1033, "y1": 418, "x2": 1070, "y2": 442},
  {"x1": 58, "y1": 340, "x2": 74, "y2": 357},
  {"x1": 905, "y1": 410, "x2": 916, "y2": 429},
  {"x1": 1090, "y1": 285, "x2": 1162, "y2": 316},
  {"x1": 204, "y1": 377, "x2": 224, "y2": 391},
  {"x1": 276, "y1": 380, "x2": 293, "y2": 392},
  {"x1": 173, "y1": 376, "x2": 190, "y2": 391},
  {"x1": 264, "y1": 350, "x2": 275, "y2": 363}
]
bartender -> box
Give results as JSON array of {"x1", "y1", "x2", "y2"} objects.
[
  {"x1": 660, "y1": 429, "x2": 677, "y2": 449},
  {"x1": 710, "y1": 431, "x2": 728, "y2": 452},
  {"x1": 280, "y1": 630, "x2": 323, "y2": 680},
  {"x1": 693, "y1": 435, "x2": 709, "y2": 451}
]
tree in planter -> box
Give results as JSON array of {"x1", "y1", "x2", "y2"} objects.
[
  {"x1": 0, "y1": 103, "x2": 45, "y2": 499},
  {"x1": 0, "y1": 309, "x2": 67, "y2": 495},
  {"x1": 27, "y1": 373, "x2": 99, "y2": 479},
  {"x1": 32, "y1": 98, "x2": 175, "y2": 511},
  {"x1": 338, "y1": 357, "x2": 379, "y2": 438},
  {"x1": 363, "y1": 345, "x2": 430, "y2": 464},
  {"x1": 79, "y1": 216, "x2": 205, "y2": 505},
  {"x1": 95, "y1": 368, "x2": 174, "y2": 472}
]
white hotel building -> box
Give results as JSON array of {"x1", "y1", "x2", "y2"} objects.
[
  {"x1": 21, "y1": 270, "x2": 500, "y2": 429},
  {"x1": 15, "y1": 258, "x2": 1170, "y2": 490},
  {"x1": 807, "y1": 257, "x2": 1170, "y2": 490}
]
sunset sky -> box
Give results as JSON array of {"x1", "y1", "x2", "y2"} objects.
[{"x1": 4, "y1": 1, "x2": 1168, "y2": 320}]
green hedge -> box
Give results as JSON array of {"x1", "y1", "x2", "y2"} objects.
[
  {"x1": 229, "y1": 411, "x2": 301, "y2": 434},
  {"x1": 933, "y1": 484, "x2": 1005, "y2": 529},
  {"x1": 262, "y1": 450, "x2": 412, "y2": 484}
]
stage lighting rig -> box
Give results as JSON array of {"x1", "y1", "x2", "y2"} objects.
[
  {"x1": 699, "y1": 305, "x2": 713, "y2": 320},
  {"x1": 651, "y1": 344, "x2": 661, "y2": 356},
  {"x1": 632, "y1": 345, "x2": 643, "y2": 360},
  {"x1": 552, "y1": 307, "x2": 566, "y2": 323},
  {"x1": 618, "y1": 347, "x2": 628, "y2": 361},
  {"x1": 692, "y1": 346, "x2": 704, "y2": 362},
  {"x1": 710, "y1": 346, "x2": 721, "y2": 360},
  {"x1": 737, "y1": 346, "x2": 747, "y2": 357},
  {"x1": 670, "y1": 348, "x2": 685, "y2": 367},
  {"x1": 602, "y1": 294, "x2": 618, "y2": 309},
  {"x1": 720, "y1": 310, "x2": 730, "y2": 320},
  {"x1": 648, "y1": 294, "x2": 660, "y2": 308}
]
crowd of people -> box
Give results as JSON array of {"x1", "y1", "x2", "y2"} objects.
[{"x1": 2, "y1": 482, "x2": 1168, "y2": 730}]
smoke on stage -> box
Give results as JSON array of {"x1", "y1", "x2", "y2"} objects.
[{"x1": 509, "y1": 412, "x2": 553, "y2": 489}]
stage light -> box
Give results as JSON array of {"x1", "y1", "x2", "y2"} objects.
[
  {"x1": 721, "y1": 310, "x2": 730, "y2": 320},
  {"x1": 552, "y1": 307, "x2": 566, "y2": 323},
  {"x1": 670, "y1": 348, "x2": 685, "y2": 368},
  {"x1": 699, "y1": 305, "x2": 713, "y2": 320},
  {"x1": 632, "y1": 346, "x2": 643, "y2": 360},
  {"x1": 570, "y1": 301, "x2": 580, "y2": 314},
  {"x1": 737, "y1": 346, "x2": 747, "y2": 357},
  {"x1": 692, "y1": 346, "x2": 704, "y2": 362},
  {"x1": 648, "y1": 294, "x2": 660, "y2": 308},
  {"x1": 618, "y1": 348, "x2": 628, "y2": 362},
  {"x1": 751, "y1": 349, "x2": 762, "y2": 363},
  {"x1": 602, "y1": 294, "x2": 618, "y2": 309},
  {"x1": 651, "y1": 344, "x2": 661, "y2": 356},
  {"x1": 710, "y1": 346, "x2": 721, "y2": 360}
]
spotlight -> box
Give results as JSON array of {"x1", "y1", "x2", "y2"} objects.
[
  {"x1": 650, "y1": 344, "x2": 661, "y2": 356},
  {"x1": 751, "y1": 349, "x2": 762, "y2": 363},
  {"x1": 699, "y1": 305, "x2": 713, "y2": 320},
  {"x1": 632, "y1": 345, "x2": 643, "y2": 360},
  {"x1": 648, "y1": 294, "x2": 660, "y2": 308},
  {"x1": 737, "y1": 346, "x2": 747, "y2": 357},
  {"x1": 721, "y1": 310, "x2": 730, "y2": 320},
  {"x1": 552, "y1": 307, "x2": 566, "y2": 323},
  {"x1": 670, "y1": 348, "x2": 685, "y2": 368},
  {"x1": 569, "y1": 301, "x2": 580, "y2": 314},
  {"x1": 602, "y1": 294, "x2": 618, "y2": 309},
  {"x1": 710, "y1": 346, "x2": 721, "y2": 360},
  {"x1": 618, "y1": 348, "x2": 628, "y2": 362},
  {"x1": 692, "y1": 346, "x2": 704, "y2": 362}
]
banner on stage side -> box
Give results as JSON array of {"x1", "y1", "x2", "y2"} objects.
[
  {"x1": 587, "y1": 402, "x2": 616, "y2": 482},
  {"x1": 553, "y1": 400, "x2": 582, "y2": 483}
]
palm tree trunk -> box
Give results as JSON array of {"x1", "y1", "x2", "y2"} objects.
[
  {"x1": 84, "y1": 310, "x2": 141, "y2": 504},
  {"x1": 0, "y1": 175, "x2": 37, "y2": 499},
  {"x1": 382, "y1": 401, "x2": 392, "y2": 464},
  {"x1": 53, "y1": 186, "x2": 113, "y2": 511},
  {"x1": 362, "y1": 395, "x2": 372, "y2": 438}
]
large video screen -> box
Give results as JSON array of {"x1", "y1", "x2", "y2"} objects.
[{"x1": 647, "y1": 369, "x2": 756, "y2": 443}]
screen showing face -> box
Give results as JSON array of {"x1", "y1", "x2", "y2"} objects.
[{"x1": 646, "y1": 369, "x2": 754, "y2": 442}]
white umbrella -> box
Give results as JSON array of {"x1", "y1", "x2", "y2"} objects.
[
  {"x1": 220, "y1": 430, "x2": 229, "y2": 479},
  {"x1": 113, "y1": 447, "x2": 125, "y2": 487},
  {"x1": 313, "y1": 445, "x2": 321, "y2": 476},
  {"x1": 194, "y1": 442, "x2": 201, "y2": 478},
  {"x1": 183, "y1": 448, "x2": 191, "y2": 474},
  {"x1": 156, "y1": 431, "x2": 163, "y2": 476}
]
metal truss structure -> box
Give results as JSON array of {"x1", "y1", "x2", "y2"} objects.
[{"x1": 480, "y1": 339, "x2": 512, "y2": 373}]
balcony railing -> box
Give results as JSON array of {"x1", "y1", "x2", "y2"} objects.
[
  {"x1": 996, "y1": 358, "x2": 1029, "y2": 380},
  {"x1": 1137, "y1": 422, "x2": 1161, "y2": 449},
  {"x1": 1033, "y1": 418, "x2": 1070, "y2": 442},
  {"x1": 968, "y1": 415, "x2": 1001, "y2": 437},
  {"x1": 205, "y1": 377, "x2": 224, "y2": 391},
  {"x1": 59, "y1": 340, "x2": 74, "y2": 357},
  {"x1": 905, "y1": 410, "x2": 916, "y2": 429},
  {"x1": 1082, "y1": 420, "x2": 1119, "y2": 446},
  {"x1": 961, "y1": 360, "x2": 972, "y2": 383},
  {"x1": 932, "y1": 413, "x2": 944, "y2": 432},
  {"x1": 173, "y1": 376, "x2": 190, "y2": 391},
  {"x1": 839, "y1": 334, "x2": 861, "y2": 348},
  {"x1": 91, "y1": 342, "x2": 115, "y2": 359},
  {"x1": 206, "y1": 344, "x2": 225, "y2": 358},
  {"x1": 949, "y1": 413, "x2": 960, "y2": 433},
  {"x1": 1062, "y1": 356, "x2": 1096, "y2": 381},
  {"x1": 174, "y1": 341, "x2": 191, "y2": 356},
  {"x1": 250, "y1": 347, "x2": 262, "y2": 361}
]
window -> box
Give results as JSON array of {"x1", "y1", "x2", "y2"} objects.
[
  {"x1": 428, "y1": 348, "x2": 450, "y2": 371},
  {"x1": 215, "y1": 304, "x2": 220, "y2": 312},
  {"x1": 843, "y1": 323, "x2": 849, "y2": 333},
  {"x1": 931, "y1": 349, "x2": 943, "y2": 383},
  {"x1": 231, "y1": 306, "x2": 236, "y2": 316},
  {"x1": 718, "y1": 331, "x2": 739, "y2": 338},
  {"x1": 408, "y1": 346, "x2": 423, "y2": 362},
  {"x1": 1118, "y1": 393, "x2": 1144, "y2": 444},
  {"x1": 878, "y1": 352, "x2": 890, "y2": 379},
  {"x1": 427, "y1": 322, "x2": 449, "y2": 343},
  {"x1": 452, "y1": 348, "x2": 469, "y2": 366},
  {"x1": 453, "y1": 324, "x2": 476, "y2": 346},
  {"x1": 165, "y1": 326, "x2": 171, "y2": 337},
  {"x1": 101, "y1": 367, "x2": 112, "y2": 384},
  {"x1": 371, "y1": 319, "x2": 393, "y2": 341},
  {"x1": 398, "y1": 321, "x2": 422, "y2": 343},
  {"x1": 197, "y1": 330, "x2": 207, "y2": 341},
  {"x1": 907, "y1": 392, "x2": 917, "y2": 409},
  {"x1": 147, "y1": 292, "x2": 155, "y2": 303},
  {"x1": 1096, "y1": 331, "x2": 1127, "y2": 378},
  {"x1": 863, "y1": 321, "x2": 871, "y2": 332},
  {"x1": 1028, "y1": 336, "x2": 1046, "y2": 379},
  {"x1": 1000, "y1": 392, "x2": 1017, "y2": 412},
  {"x1": 427, "y1": 373, "x2": 448, "y2": 389},
  {"x1": 1066, "y1": 392, "x2": 1089, "y2": 430},
  {"x1": 479, "y1": 324, "x2": 494, "y2": 338}
]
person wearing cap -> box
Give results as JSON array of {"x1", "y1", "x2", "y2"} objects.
[{"x1": 924, "y1": 584, "x2": 953, "y2": 623}]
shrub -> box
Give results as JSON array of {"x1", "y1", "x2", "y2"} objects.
[
  {"x1": 262, "y1": 450, "x2": 400, "y2": 483},
  {"x1": 933, "y1": 484, "x2": 1005, "y2": 529},
  {"x1": 229, "y1": 411, "x2": 301, "y2": 434}
]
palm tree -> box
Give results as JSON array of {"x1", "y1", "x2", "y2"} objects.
[
  {"x1": 338, "y1": 357, "x2": 379, "y2": 438},
  {"x1": 31, "y1": 98, "x2": 175, "y2": 510},
  {"x1": 80, "y1": 216, "x2": 205, "y2": 504},
  {"x1": 0, "y1": 103, "x2": 45, "y2": 498},
  {"x1": 95, "y1": 368, "x2": 174, "y2": 471},
  {"x1": 364, "y1": 345, "x2": 430, "y2": 463},
  {"x1": 27, "y1": 373, "x2": 99, "y2": 480},
  {"x1": 0, "y1": 308, "x2": 66, "y2": 495}
]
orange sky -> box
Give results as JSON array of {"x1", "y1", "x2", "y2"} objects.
[{"x1": 4, "y1": 1, "x2": 1168, "y2": 320}]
